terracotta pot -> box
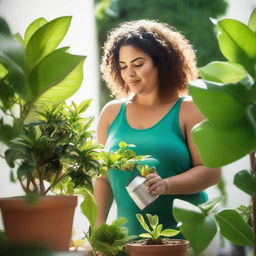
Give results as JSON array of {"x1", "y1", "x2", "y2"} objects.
[
  {"x1": 126, "y1": 239, "x2": 189, "y2": 256},
  {"x1": 0, "y1": 195, "x2": 77, "y2": 251}
]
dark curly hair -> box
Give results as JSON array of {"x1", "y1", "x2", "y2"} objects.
[{"x1": 100, "y1": 19, "x2": 198, "y2": 100}]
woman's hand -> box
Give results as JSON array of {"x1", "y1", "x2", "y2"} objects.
[{"x1": 145, "y1": 171, "x2": 167, "y2": 195}]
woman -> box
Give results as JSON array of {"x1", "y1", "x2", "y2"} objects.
[{"x1": 94, "y1": 19, "x2": 221, "y2": 236}]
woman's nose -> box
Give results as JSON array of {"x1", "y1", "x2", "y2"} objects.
[{"x1": 126, "y1": 66, "x2": 136, "y2": 77}]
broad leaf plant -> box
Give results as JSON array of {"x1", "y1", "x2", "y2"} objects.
[{"x1": 173, "y1": 9, "x2": 256, "y2": 255}]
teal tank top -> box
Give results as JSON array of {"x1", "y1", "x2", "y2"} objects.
[{"x1": 105, "y1": 97, "x2": 208, "y2": 236}]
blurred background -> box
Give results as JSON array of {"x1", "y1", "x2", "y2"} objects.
[{"x1": 0, "y1": 0, "x2": 255, "y2": 255}]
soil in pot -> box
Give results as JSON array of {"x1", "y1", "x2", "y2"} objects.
[{"x1": 126, "y1": 238, "x2": 189, "y2": 256}]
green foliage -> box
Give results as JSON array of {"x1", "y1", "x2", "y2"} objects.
[
  {"x1": 0, "y1": 16, "x2": 85, "y2": 147},
  {"x1": 99, "y1": 141, "x2": 156, "y2": 177},
  {"x1": 88, "y1": 218, "x2": 135, "y2": 256},
  {"x1": 189, "y1": 11, "x2": 256, "y2": 167},
  {"x1": 173, "y1": 9, "x2": 256, "y2": 255},
  {"x1": 173, "y1": 198, "x2": 222, "y2": 254},
  {"x1": 136, "y1": 213, "x2": 180, "y2": 241},
  {"x1": 95, "y1": 0, "x2": 228, "y2": 107},
  {"x1": 5, "y1": 101, "x2": 101, "y2": 195}
]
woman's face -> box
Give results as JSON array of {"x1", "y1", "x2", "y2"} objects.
[{"x1": 118, "y1": 45, "x2": 159, "y2": 96}]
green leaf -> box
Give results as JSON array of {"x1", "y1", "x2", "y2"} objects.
[
  {"x1": 191, "y1": 119, "x2": 256, "y2": 167},
  {"x1": 180, "y1": 215, "x2": 217, "y2": 254},
  {"x1": 112, "y1": 217, "x2": 127, "y2": 227},
  {"x1": 199, "y1": 61, "x2": 247, "y2": 83},
  {"x1": 32, "y1": 58, "x2": 85, "y2": 108},
  {"x1": 0, "y1": 34, "x2": 26, "y2": 98},
  {"x1": 215, "y1": 209, "x2": 254, "y2": 246},
  {"x1": 28, "y1": 47, "x2": 85, "y2": 102},
  {"x1": 26, "y1": 16, "x2": 72, "y2": 70},
  {"x1": 80, "y1": 188, "x2": 98, "y2": 230},
  {"x1": 17, "y1": 163, "x2": 34, "y2": 178},
  {"x1": 189, "y1": 79, "x2": 256, "y2": 167},
  {"x1": 24, "y1": 17, "x2": 47, "y2": 46},
  {"x1": 25, "y1": 192, "x2": 41, "y2": 206},
  {"x1": 160, "y1": 229, "x2": 180, "y2": 237},
  {"x1": 173, "y1": 199, "x2": 217, "y2": 253},
  {"x1": 216, "y1": 18, "x2": 256, "y2": 76},
  {"x1": 146, "y1": 214, "x2": 159, "y2": 230},
  {"x1": 189, "y1": 80, "x2": 249, "y2": 127},
  {"x1": 0, "y1": 17, "x2": 11, "y2": 35},
  {"x1": 77, "y1": 99, "x2": 92, "y2": 114},
  {"x1": 234, "y1": 170, "x2": 256, "y2": 196},
  {"x1": 199, "y1": 197, "x2": 224, "y2": 214},
  {"x1": 173, "y1": 199, "x2": 204, "y2": 224},
  {"x1": 248, "y1": 8, "x2": 256, "y2": 33},
  {"x1": 136, "y1": 214, "x2": 152, "y2": 233},
  {"x1": 139, "y1": 233, "x2": 152, "y2": 238}
]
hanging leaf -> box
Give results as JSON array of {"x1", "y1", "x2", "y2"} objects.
[
  {"x1": 215, "y1": 209, "x2": 254, "y2": 246},
  {"x1": 234, "y1": 170, "x2": 256, "y2": 196}
]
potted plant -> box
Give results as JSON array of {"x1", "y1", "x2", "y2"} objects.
[
  {"x1": 88, "y1": 217, "x2": 135, "y2": 256},
  {"x1": 173, "y1": 8, "x2": 256, "y2": 255},
  {"x1": 0, "y1": 16, "x2": 93, "y2": 251},
  {"x1": 125, "y1": 213, "x2": 188, "y2": 256}
]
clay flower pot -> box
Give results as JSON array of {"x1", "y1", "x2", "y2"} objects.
[
  {"x1": 126, "y1": 239, "x2": 189, "y2": 256},
  {"x1": 0, "y1": 195, "x2": 77, "y2": 251}
]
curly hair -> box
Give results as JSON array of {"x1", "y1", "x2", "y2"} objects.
[{"x1": 100, "y1": 19, "x2": 198, "y2": 100}]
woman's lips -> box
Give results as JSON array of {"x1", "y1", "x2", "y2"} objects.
[{"x1": 127, "y1": 80, "x2": 140, "y2": 85}]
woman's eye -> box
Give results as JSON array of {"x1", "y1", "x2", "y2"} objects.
[
  {"x1": 120, "y1": 66, "x2": 127, "y2": 70},
  {"x1": 134, "y1": 63, "x2": 143, "y2": 68}
]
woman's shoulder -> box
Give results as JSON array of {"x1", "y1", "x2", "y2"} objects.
[
  {"x1": 100, "y1": 99, "x2": 124, "y2": 124},
  {"x1": 180, "y1": 96, "x2": 204, "y2": 124}
]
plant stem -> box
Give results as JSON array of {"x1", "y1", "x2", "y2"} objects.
[{"x1": 249, "y1": 150, "x2": 256, "y2": 255}]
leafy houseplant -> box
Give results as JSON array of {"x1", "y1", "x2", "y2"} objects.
[
  {"x1": 173, "y1": 9, "x2": 256, "y2": 255},
  {"x1": 0, "y1": 16, "x2": 89, "y2": 251},
  {"x1": 125, "y1": 213, "x2": 188, "y2": 256},
  {"x1": 88, "y1": 217, "x2": 135, "y2": 256}
]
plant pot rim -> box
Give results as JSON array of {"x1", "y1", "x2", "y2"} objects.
[
  {"x1": 0, "y1": 195, "x2": 77, "y2": 210},
  {"x1": 127, "y1": 238, "x2": 189, "y2": 247}
]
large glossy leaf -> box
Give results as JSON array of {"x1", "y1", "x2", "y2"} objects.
[
  {"x1": 189, "y1": 80, "x2": 248, "y2": 127},
  {"x1": 215, "y1": 209, "x2": 254, "y2": 246},
  {"x1": 234, "y1": 170, "x2": 256, "y2": 196},
  {"x1": 173, "y1": 199, "x2": 204, "y2": 224},
  {"x1": 191, "y1": 119, "x2": 256, "y2": 167},
  {"x1": 33, "y1": 60, "x2": 84, "y2": 108},
  {"x1": 0, "y1": 34, "x2": 26, "y2": 98},
  {"x1": 199, "y1": 61, "x2": 247, "y2": 83},
  {"x1": 26, "y1": 16, "x2": 71, "y2": 70},
  {"x1": 216, "y1": 18, "x2": 256, "y2": 76},
  {"x1": 24, "y1": 17, "x2": 47, "y2": 46},
  {"x1": 27, "y1": 47, "x2": 85, "y2": 102}
]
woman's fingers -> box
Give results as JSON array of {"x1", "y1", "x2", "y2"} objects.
[{"x1": 145, "y1": 173, "x2": 166, "y2": 194}]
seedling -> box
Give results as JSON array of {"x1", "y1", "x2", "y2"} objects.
[{"x1": 136, "y1": 213, "x2": 180, "y2": 244}]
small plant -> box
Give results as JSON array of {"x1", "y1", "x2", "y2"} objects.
[
  {"x1": 136, "y1": 213, "x2": 180, "y2": 245},
  {"x1": 88, "y1": 217, "x2": 136, "y2": 256},
  {"x1": 99, "y1": 142, "x2": 156, "y2": 177}
]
